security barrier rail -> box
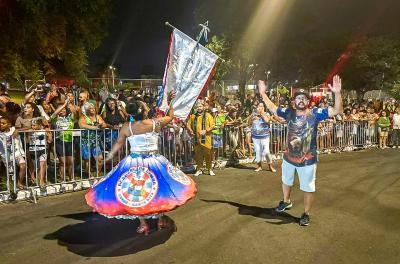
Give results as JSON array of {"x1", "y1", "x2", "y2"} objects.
[{"x1": 0, "y1": 120, "x2": 381, "y2": 202}]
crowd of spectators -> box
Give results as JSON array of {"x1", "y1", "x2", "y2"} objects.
[
  {"x1": 192, "y1": 92, "x2": 400, "y2": 158},
  {"x1": 0, "y1": 82, "x2": 399, "y2": 190},
  {"x1": 0, "y1": 82, "x2": 159, "y2": 189}
]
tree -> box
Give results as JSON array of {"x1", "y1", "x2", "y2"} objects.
[
  {"x1": 195, "y1": 0, "x2": 400, "y2": 98},
  {"x1": 341, "y1": 34, "x2": 400, "y2": 101},
  {"x1": 0, "y1": 0, "x2": 114, "y2": 87},
  {"x1": 206, "y1": 34, "x2": 258, "y2": 103},
  {"x1": 390, "y1": 83, "x2": 400, "y2": 99}
]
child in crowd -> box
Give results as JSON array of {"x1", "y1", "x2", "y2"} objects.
[
  {"x1": 0, "y1": 116, "x2": 27, "y2": 189},
  {"x1": 27, "y1": 118, "x2": 52, "y2": 187}
]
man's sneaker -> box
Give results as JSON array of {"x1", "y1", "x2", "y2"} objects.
[
  {"x1": 299, "y1": 213, "x2": 310, "y2": 226},
  {"x1": 193, "y1": 170, "x2": 202, "y2": 177},
  {"x1": 209, "y1": 170, "x2": 216, "y2": 176},
  {"x1": 275, "y1": 200, "x2": 293, "y2": 213}
]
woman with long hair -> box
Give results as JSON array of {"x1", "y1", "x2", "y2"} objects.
[
  {"x1": 102, "y1": 98, "x2": 127, "y2": 155},
  {"x1": 85, "y1": 92, "x2": 196, "y2": 235},
  {"x1": 15, "y1": 102, "x2": 43, "y2": 130}
]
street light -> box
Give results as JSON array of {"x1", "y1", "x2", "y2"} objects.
[
  {"x1": 249, "y1": 64, "x2": 258, "y2": 96},
  {"x1": 109, "y1": 65, "x2": 116, "y2": 89},
  {"x1": 264, "y1": 70, "x2": 271, "y2": 96},
  {"x1": 265, "y1": 70, "x2": 271, "y2": 80}
]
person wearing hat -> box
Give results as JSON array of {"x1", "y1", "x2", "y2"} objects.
[
  {"x1": 258, "y1": 75, "x2": 343, "y2": 226},
  {"x1": 187, "y1": 101, "x2": 215, "y2": 176}
]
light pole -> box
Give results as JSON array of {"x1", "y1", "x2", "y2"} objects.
[
  {"x1": 266, "y1": 70, "x2": 271, "y2": 88},
  {"x1": 291, "y1": 79, "x2": 298, "y2": 97},
  {"x1": 264, "y1": 70, "x2": 271, "y2": 97},
  {"x1": 109, "y1": 65, "x2": 116, "y2": 90},
  {"x1": 249, "y1": 64, "x2": 258, "y2": 96}
]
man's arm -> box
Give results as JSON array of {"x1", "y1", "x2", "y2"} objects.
[
  {"x1": 51, "y1": 99, "x2": 69, "y2": 119},
  {"x1": 328, "y1": 75, "x2": 343, "y2": 117},
  {"x1": 206, "y1": 114, "x2": 215, "y2": 133},
  {"x1": 24, "y1": 89, "x2": 36, "y2": 104},
  {"x1": 78, "y1": 116, "x2": 97, "y2": 130},
  {"x1": 258, "y1": 80, "x2": 278, "y2": 115}
]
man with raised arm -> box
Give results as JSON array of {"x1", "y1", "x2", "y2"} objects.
[{"x1": 258, "y1": 75, "x2": 343, "y2": 226}]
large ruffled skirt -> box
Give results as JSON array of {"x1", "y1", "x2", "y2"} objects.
[{"x1": 85, "y1": 153, "x2": 197, "y2": 219}]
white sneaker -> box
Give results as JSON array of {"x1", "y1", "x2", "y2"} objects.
[
  {"x1": 209, "y1": 170, "x2": 216, "y2": 176},
  {"x1": 194, "y1": 170, "x2": 202, "y2": 177},
  {"x1": 392, "y1": 146, "x2": 397, "y2": 149},
  {"x1": 254, "y1": 167, "x2": 262, "y2": 172}
]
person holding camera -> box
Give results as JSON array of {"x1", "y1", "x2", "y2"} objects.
[
  {"x1": 51, "y1": 99, "x2": 76, "y2": 181},
  {"x1": 79, "y1": 102, "x2": 107, "y2": 176},
  {"x1": 24, "y1": 86, "x2": 41, "y2": 105},
  {"x1": 248, "y1": 102, "x2": 276, "y2": 173}
]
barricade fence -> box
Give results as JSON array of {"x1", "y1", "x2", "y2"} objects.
[{"x1": 0, "y1": 120, "x2": 381, "y2": 201}]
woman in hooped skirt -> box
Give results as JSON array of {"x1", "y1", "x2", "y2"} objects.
[{"x1": 85, "y1": 92, "x2": 197, "y2": 235}]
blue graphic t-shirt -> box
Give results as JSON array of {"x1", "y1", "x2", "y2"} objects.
[
  {"x1": 277, "y1": 107, "x2": 329, "y2": 166},
  {"x1": 251, "y1": 114, "x2": 270, "y2": 139}
]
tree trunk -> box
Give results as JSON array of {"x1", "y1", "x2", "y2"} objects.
[
  {"x1": 238, "y1": 79, "x2": 246, "y2": 104},
  {"x1": 356, "y1": 88, "x2": 365, "y2": 104},
  {"x1": 238, "y1": 62, "x2": 248, "y2": 104}
]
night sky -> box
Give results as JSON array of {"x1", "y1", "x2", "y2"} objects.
[
  {"x1": 89, "y1": 0, "x2": 200, "y2": 78},
  {"x1": 89, "y1": 0, "x2": 400, "y2": 79}
]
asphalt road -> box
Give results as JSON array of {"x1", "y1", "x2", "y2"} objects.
[{"x1": 1, "y1": 149, "x2": 399, "y2": 264}]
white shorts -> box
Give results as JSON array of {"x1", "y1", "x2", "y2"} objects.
[{"x1": 281, "y1": 159, "x2": 317, "y2": 192}]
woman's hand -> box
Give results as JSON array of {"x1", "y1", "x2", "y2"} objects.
[
  {"x1": 99, "y1": 123, "x2": 108, "y2": 129},
  {"x1": 167, "y1": 91, "x2": 176, "y2": 104}
]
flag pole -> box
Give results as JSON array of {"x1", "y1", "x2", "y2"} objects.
[
  {"x1": 164, "y1": 21, "x2": 224, "y2": 62},
  {"x1": 165, "y1": 21, "x2": 176, "y2": 30}
]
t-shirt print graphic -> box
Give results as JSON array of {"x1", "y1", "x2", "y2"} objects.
[{"x1": 286, "y1": 114, "x2": 315, "y2": 165}]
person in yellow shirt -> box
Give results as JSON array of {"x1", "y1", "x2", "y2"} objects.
[{"x1": 187, "y1": 102, "x2": 215, "y2": 176}]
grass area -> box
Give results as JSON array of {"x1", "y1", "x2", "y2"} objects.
[{"x1": 8, "y1": 90, "x2": 25, "y2": 105}]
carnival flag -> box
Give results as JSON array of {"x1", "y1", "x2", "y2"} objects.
[{"x1": 158, "y1": 28, "x2": 218, "y2": 120}]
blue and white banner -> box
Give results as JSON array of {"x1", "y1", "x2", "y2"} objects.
[{"x1": 158, "y1": 28, "x2": 218, "y2": 120}]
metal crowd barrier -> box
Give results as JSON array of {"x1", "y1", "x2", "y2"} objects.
[{"x1": 0, "y1": 120, "x2": 381, "y2": 202}]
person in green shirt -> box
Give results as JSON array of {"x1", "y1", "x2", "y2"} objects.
[
  {"x1": 51, "y1": 99, "x2": 76, "y2": 181},
  {"x1": 212, "y1": 104, "x2": 226, "y2": 161},
  {"x1": 378, "y1": 110, "x2": 391, "y2": 149}
]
